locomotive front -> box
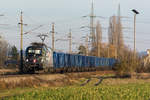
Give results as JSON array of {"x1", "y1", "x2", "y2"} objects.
[{"x1": 25, "y1": 46, "x2": 45, "y2": 71}]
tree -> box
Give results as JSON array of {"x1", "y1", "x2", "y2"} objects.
[
  {"x1": 108, "y1": 5, "x2": 124, "y2": 58},
  {"x1": 96, "y1": 20, "x2": 102, "y2": 57},
  {"x1": 11, "y1": 46, "x2": 19, "y2": 61},
  {"x1": 78, "y1": 45, "x2": 86, "y2": 55},
  {"x1": 0, "y1": 36, "x2": 9, "y2": 67},
  {"x1": 115, "y1": 47, "x2": 142, "y2": 76}
]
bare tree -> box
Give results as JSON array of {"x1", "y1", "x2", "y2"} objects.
[
  {"x1": 96, "y1": 20, "x2": 102, "y2": 57},
  {"x1": 78, "y1": 45, "x2": 87, "y2": 55},
  {"x1": 0, "y1": 36, "x2": 9, "y2": 68},
  {"x1": 117, "y1": 5, "x2": 124, "y2": 57},
  {"x1": 108, "y1": 16, "x2": 118, "y2": 58},
  {"x1": 108, "y1": 5, "x2": 124, "y2": 58},
  {"x1": 108, "y1": 15, "x2": 124, "y2": 58}
]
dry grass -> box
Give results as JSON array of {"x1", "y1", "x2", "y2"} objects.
[
  {"x1": 1, "y1": 71, "x2": 150, "y2": 99},
  {"x1": 65, "y1": 71, "x2": 115, "y2": 79},
  {"x1": 102, "y1": 78, "x2": 150, "y2": 86},
  {"x1": 0, "y1": 74, "x2": 72, "y2": 89},
  {"x1": 0, "y1": 71, "x2": 114, "y2": 90},
  {"x1": 0, "y1": 71, "x2": 150, "y2": 90},
  {"x1": 0, "y1": 68, "x2": 18, "y2": 75}
]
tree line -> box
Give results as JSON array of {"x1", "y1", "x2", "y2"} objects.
[{"x1": 0, "y1": 36, "x2": 19, "y2": 68}]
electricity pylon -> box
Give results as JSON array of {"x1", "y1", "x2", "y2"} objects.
[
  {"x1": 50, "y1": 23, "x2": 56, "y2": 51},
  {"x1": 83, "y1": 0, "x2": 105, "y2": 51},
  {"x1": 68, "y1": 29, "x2": 72, "y2": 54}
]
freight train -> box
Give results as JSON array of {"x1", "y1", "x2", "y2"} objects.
[{"x1": 23, "y1": 43, "x2": 116, "y2": 73}]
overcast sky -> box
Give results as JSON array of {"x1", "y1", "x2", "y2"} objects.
[{"x1": 0, "y1": 0, "x2": 150, "y2": 52}]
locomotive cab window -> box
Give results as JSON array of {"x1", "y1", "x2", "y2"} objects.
[
  {"x1": 35, "y1": 50, "x2": 41, "y2": 54},
  {"x1": 27, "y1": 48, "x2": 42, "y2": 56},
  {"x1": 28, "y1": 50, "x2": 34, "y2": 53}
]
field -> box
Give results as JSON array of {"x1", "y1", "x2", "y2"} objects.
[{"x1": 1, "y1": 71, "x2": 150, "y2": 100}]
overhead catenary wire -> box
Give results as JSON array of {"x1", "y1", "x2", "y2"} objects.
[{"x1": 1, "y1": 9, "x2": 150, "y2": 52}]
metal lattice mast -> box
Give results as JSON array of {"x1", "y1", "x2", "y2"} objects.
[
  {"x1": 86, "y1": 35, "x2": 89, "y2": 56},
  {"x1": 69, "y1": 29, "x2": 72, "y2": 54},
  {"x1": 51, "y1": 23, "x2": 55, "y2": 51},
  {"x1": 90, "y1": 0, "x2": 97, "y2": 49},
  {"x1": 90, "y1": 0, "x2": 96, "y2": 48},
  {"x1": 117, "y1": 4, "x2": 124, "y2": 56}
]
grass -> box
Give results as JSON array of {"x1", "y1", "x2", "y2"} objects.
[
  {"x1": 0, "y1": 88, "x2": 34, "y2": 99},
  {"x1": 1, "y1": 78, "x2": 150, "y2": 100}
]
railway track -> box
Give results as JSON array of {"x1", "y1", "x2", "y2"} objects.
[
  {"x1": 0, "y1": 71, "x2": 50, "y2": 78},
  {"x1": 0, "y1": 69, "x2": 93, "y2": 78},
  {"x1": 0, "y1": 73, "x2": 37, "y2": 78},
  {"x1": 0, "y1": 69, "x2": 116, "y2": 79}
]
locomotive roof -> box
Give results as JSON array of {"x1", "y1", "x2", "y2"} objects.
[
  {"x1": 31, "y1": 42, "x2": 47, "y2": 46},
  {"x1": 26, "y1": 42, "x2": 48, "y2": 50}
]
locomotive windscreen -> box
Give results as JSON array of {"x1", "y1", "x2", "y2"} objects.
[
  {"x1": 26, "y1": 46, "x2": 42, "y2": 56},
  {"x1": 28, "y1": 49, "x2": 41, "y2": 54}
]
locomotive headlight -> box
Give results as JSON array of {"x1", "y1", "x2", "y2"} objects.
[
  {"x1": 33, "y1": 59, "x2": 36, "y2": 63},
  {"x1": 26, "y1": 59, "x2": 29, "y2": 62}
]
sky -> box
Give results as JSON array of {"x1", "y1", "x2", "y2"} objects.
[{"x1": 0, "y1": 0, "x2": 150, "y2": 52}]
